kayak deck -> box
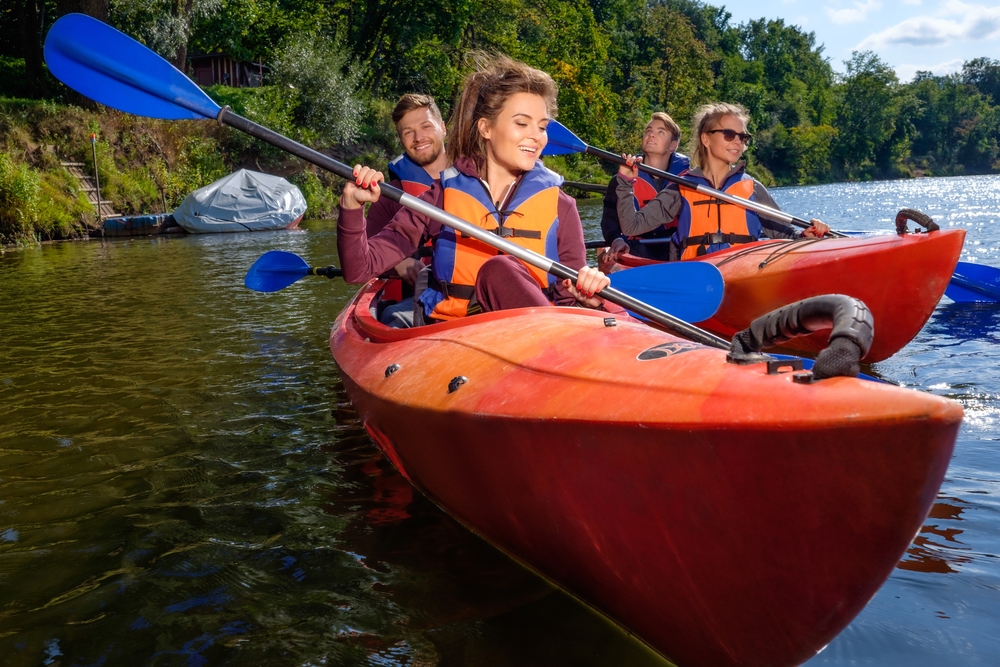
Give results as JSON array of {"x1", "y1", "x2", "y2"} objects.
[{"x1": 611, "y1": 229, "x2": 964, "y2": 362}]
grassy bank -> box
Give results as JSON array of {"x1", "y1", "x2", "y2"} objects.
[
  {"x1": 0, "y1": 90, "x2": 608, "y2": 247},
  {"x1": 0, "y1": 95, "x2": 330, "y2": 245}
]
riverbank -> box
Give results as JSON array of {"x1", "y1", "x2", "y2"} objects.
[
  {"x1": 0, "y1": 93, "x2": 607, "y2": 247},
  {"x1": 0, "y1": 96, "x2": 331, "y2": 246}
]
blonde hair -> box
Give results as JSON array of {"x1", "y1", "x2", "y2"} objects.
[
  {"x1": 689, "y1": 103, "x2": 751, "y2": 168},
  {"x1": 447, "y1": 53, "x2": 558, "y2": 170},
  {"x1": 391, "y1": 93, "x2": 443, "y2": 126},
  {"x1": 648, "y1": 112, "x2": 681, "y2": 142}
]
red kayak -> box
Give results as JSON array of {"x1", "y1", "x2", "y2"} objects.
[
  {"x1": 330, "y1": 283, "x2": 962, "y2": 667},
  {"x1": 603, "y1": 229, "x2": 965, "y2": 362}
]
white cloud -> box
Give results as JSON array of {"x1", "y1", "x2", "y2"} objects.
[
  {"x1": 895, "y1": 58, "x2": 965, "y2": 82},
  {"x1": 901, "y1": 0, "x2": 922, "y2": 5},
  {"x1": 857, "y1": 1, "x2": 1000, "y2": 49},
  {"x1": 826, "y1": 0, "x2": 883, "y2": 25}
]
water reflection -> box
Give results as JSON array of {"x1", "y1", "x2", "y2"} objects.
[
  {"x1": 898, "y1": 497, "x2": 973, "y2": 574},
  {"x1": 925, "y1": 302, "x2": 1000, "y2": 345}
]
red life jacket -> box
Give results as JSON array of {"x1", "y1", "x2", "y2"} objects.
[
  {"x1": 628, "y1": 154, "x2": 690, "y2": 239},
  {"x1": 387, "y1": 153, "x2": 436, "y2": 196},
  {"x1": 380, "y1": 154, "x2": 438, "y2": 303},
  {"x1": 426, "y1": 162, "x2": 562, "y2": 321}
]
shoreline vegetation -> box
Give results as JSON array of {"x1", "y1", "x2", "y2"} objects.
[{"x1": 2, "y1": 0, "x2": 999, "y2": 246}]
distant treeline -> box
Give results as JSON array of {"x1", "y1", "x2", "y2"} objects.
[{"x1": 3, "y1": 0, "x2": 1000, "y2": 187}]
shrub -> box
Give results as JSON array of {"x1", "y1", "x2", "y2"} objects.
[
  {"x1": 290, "y1": 169, "x2": 337, "y2": 219},
  {"x1": 0, "y1": 58, "x2": 31, "y2": 99},
  {"x1": 269, "y1": 33, "x2": 365, "y2": 144},
  {"x1": 0, "y1": 151, "x2": 40, "y2": 243}
]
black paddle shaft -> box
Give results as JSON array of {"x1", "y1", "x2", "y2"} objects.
[
  {"x1": 220, "y1": 109, "x2": 730, "y2": 350},
  {"x1": 583, "y1": 145, "x2": 847, "y2": 238}
]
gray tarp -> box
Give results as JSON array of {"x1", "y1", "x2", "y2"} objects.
[{"x1": 173, "y1": 169, "x2": 307, "y2": 233}]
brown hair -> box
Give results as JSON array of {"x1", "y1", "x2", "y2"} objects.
[
  {"x1": 446, "y1": 53, "x2": 558, "y2": 169},
  {"x1": 648, "y1": 112, "x2": 681, "y2": 142},
  {"x1": 391, "y1": 93, "x2": 443, "y2": 126},
  {"x1": 689, "y1": 102, "x2": 751, "y2": 168}
]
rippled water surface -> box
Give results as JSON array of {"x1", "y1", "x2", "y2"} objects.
[{"x1": 1, "y1": 173, "x2": 999, "y2": 666}]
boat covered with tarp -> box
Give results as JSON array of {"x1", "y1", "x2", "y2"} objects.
[{"x1": 173, "y1": 169, "x2": 306, "y2": 233}]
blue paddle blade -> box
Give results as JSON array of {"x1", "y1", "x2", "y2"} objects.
[
  {"x1": 245, "y1": 251, "x2": 311, "y2": 292},
  {"x1": 945, "y1": 261, "x2": 1000, "y2": 303},
  {"x1": 44, "y1": 13, "x2": 220, "y2": 120},
  {"x1": 609, "y1": 261, "x2": 724, "y2": 322},
  {"x1": 542, "y1": 120, "x2": 588, "y2": 156}
]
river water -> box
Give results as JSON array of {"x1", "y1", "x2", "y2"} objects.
[{"x1": 1, "y1": 173, "x2": 998, "y2": 666}]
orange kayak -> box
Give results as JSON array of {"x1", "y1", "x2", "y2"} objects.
[
  {"x1": 606, "y1": 229, "x2": 964, "y2": 362},
  {"x1": 330, "y1": 283, "x2": 962, "y2": 667}
]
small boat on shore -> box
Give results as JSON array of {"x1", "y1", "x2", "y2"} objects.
[
  {"x1": 330, "y1": 281, "x2": 962, "y2": 667},
  {"x1": 601, "y1": 227, "x2": 965, "y2": 363},
  {"x1": 173, "y1": 169, "x2": 306, "y2": 233}
]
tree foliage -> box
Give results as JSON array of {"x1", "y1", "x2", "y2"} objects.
[{"x1": 1, "y1": 0, "x2": 998, "y2": 188}]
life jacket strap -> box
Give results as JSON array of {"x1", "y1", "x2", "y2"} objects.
[
  {"x1": 492, "y1": 226, "x2": 542, "y2": 239},
  {"x1": 681, "y1": 232, "x2": 757, "y2": 248},
  {"x1": 429, "y1": 273, "x2": 476, "y2": 300}
]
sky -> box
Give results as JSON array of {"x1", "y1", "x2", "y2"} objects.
[{"x1": 721, "y1": 0, "x2": 1000, "y2": 82}]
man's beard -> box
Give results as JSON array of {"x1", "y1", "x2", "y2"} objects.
[{"x1": 409, "y1": 143, "x2": 443, "y2": 167}]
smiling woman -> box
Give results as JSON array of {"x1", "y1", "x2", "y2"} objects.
[{"x1": 335, "y1": 53, "x2": 611, "y2": 326}]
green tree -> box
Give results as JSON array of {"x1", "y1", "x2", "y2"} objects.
[
  {"x1": 110, "y1": 0, "x2": 220, "y2": 69},
  {"x1": 190, "y1": 0, "x2": 333, "y2": 65},
  {"x1": 269, "y1": 32, "x2": 365, "y2": 144},
  {"x1": 737, "y1": 18, "x2": 834, "y2": 128},
  {"x1": 832, "y1": 51, "x2": 907, "y2": 179},
  {"x1": 634, "y1": 5, "x2": 714, "y2": 124},
  {"x1": 908, "y1": 72, "x2": 1000, "y2": 174},
  {"x1": 962, "y1": 57, "x2": 1000, "y2": 105},
  {"x1": 517, "y1": 0, "x2": 617, "y2": 146}
]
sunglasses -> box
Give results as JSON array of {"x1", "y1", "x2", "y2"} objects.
[{"x1": 706, "y1": 129, "x2": 753, "y2": 145}]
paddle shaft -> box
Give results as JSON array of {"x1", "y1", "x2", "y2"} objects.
[
  {"x1": 585, "y1": 238, "x2": 670, "y2": 249},
  {"x1": 221, "y1": 110, "x2": 729, "y2": 349},
  {"x1": 583, "y1": 145, "x2": 848, "y2": 238},
  {"x1": 311, "y1": 266, "x2": 344, "y2": 278}
]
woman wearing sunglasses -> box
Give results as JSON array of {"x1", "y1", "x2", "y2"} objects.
[{"x1": 609, "y1": 102, "x2": 829, "y2": 262}]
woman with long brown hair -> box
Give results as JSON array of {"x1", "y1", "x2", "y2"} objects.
[{"x1": 337, "y1": 54, "x2": 609, "y2": 325}]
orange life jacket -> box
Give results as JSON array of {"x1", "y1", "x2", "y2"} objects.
[
  {"x1": 678, "y1": 174, "x2": 760, "y2": 260},
  {"x1": 423, "y1": 163, "x2": 562, "y2": 321},
  {"x1": 387, "y1": 153, "x2": 436, "y2": 196}
]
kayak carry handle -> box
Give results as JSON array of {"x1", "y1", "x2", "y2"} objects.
[
  {"x1": 895, "y1": 208, "x2": 939, "y2": 234},
  {"x1": 728, "y1": 295, "x2": 874, "y2": 380}
]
